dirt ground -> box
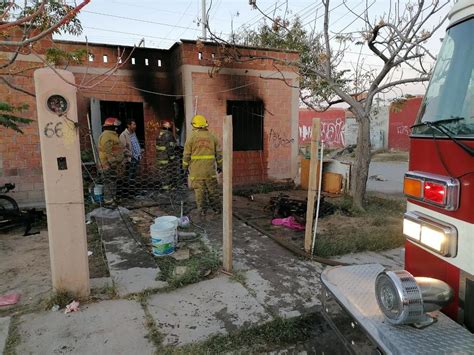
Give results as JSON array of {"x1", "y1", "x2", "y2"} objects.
[
  {"x1": 0, "y1": 229, "x2": 51, "y2": 316},
  {"x1": 0, "y1": 223, "x2": 110, "y2": 317}
]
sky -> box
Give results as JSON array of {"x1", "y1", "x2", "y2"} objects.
[{"x1": 57, "y1": 0, "x2": 453, "y2": 98}]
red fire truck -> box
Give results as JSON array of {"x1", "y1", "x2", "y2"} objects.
[{"x1": 321, "y1": 1, "x2": 474, "y2": 353}]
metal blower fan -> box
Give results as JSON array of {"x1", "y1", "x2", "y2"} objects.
[{"x1": 375, "y1": 270, "x2": 454, "y2": 328}]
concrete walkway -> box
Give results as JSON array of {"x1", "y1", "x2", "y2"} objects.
[
  {"x1": 91, "y1": 209, "x2": 168, "y2": 296},
  {"x1": 8, "y1": 208, "x2": 404, "y2": 353},
  {"x1": 0, "y1": 317, "x2": 10, "y2": 354}
]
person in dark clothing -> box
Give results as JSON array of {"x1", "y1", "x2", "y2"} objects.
[{"x1": 156, "y1": 119, "x2": 178, "y2": 190}]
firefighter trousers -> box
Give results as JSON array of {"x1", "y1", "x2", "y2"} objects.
[{"x1": 192, "y1": 178, "x2": 220, "y2": 213}]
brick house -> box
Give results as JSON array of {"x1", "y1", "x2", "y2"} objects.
[{"x1": 0, "y1": 35, "x2": 299, "y2": 207}]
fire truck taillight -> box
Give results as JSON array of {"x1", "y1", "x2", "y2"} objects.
[
  {"x1": 424, "y1": 181, "x2": 446, "y2": 205},
  {"x1": 404, "y1": 211, "x2": 458, "y2": 257},
  {"x1": 404, "y1": 171, "x2": 460, "y2": 210}
]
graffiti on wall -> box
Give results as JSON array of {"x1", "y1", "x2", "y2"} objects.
[
  {"x1": 298, "y1": 118, "x2": 346, "y2": 147},
  {"x1": 396, "y1": 125, "x2": 410, "y2": 136},
  {"x1": 269, "y1": 128, "x2": 295, "y2": 148}
]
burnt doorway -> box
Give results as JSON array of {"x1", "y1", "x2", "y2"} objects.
[{"x1": 100, "y1": 101, "x2": 145, "y2": 143}]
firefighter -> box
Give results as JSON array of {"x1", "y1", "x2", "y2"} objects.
[
  {"x1": 98, "y1": 117, "x2": 124, "y2": 202},
  {"x1": 156, "y1": 119, "x2": 178, "y2": 190},
  {"x1": 182, "y1": 114, "x2": 222, "y2": 216}
]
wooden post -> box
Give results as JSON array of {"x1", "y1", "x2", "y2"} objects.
[
  {"x1": 222, "y1": 115, "x2": 233, "y2": 272},
  {"x1": 304, "y1": 118, "x2": 321, "y2": 253}
]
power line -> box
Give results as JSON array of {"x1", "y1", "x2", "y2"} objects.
[
  {"x1": 163, "y1": 1, "x2": 194, "y2": 40},
  {"x1": 82, "y1": 10, "x2": 202, "y2": 33},
  {"x1": 83, "y1": 26, "x2": 177, "y2": 44}
]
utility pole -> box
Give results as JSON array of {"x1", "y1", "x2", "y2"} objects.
[{"x1": 201, "y1": 0, "x2": 207, "y2": 40}]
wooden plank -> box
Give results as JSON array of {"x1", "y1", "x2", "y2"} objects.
[
  {"x1": 304, "y1": 118, "x2": 321, "y2": 253},
  {"x1": 222, "y1": 115, "x2": 233, "y2": 272}
]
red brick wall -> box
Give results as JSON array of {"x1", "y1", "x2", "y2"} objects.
[
  {"x1": 0, "y1": 61, "x2": 44, "y2": 206},
  {"x1": 299, "y1": 108, "x2": 347, "y2": 148},
  {"x1": 0, "y1": 38, "x2": 298, "y2": 204},
  {"x1": 191, "y1": 72, "x2": 294, "y2": 184},
  {"x1": 388, "y1": 97, "x2": 423, "y2": 151}
]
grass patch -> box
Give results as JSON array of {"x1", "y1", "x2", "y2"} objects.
[
  {"x1": 4, "y1": 317, "x2": 20, "y2": 355},
  {"x1": 162, "y1": 314, "x2": 321, "y2": 354},
  {"x1": 315, "y1": 195, "x2": 405, "y2": 257},
  {"x1": 371, "y1": 151, "x2": 408, "y2": 162},
  {"x1": 86, "y1": 221, "x2": 110, "y2": 278},
  {"x1": 141, "y1": 303, "x2": 164, "y2": 349},
  {"x1": 229, "y1": 270, "x2": 247, "y2": 286},
  {"x1": 154, "y1": 240, "x2": 221, "y2": 290}
]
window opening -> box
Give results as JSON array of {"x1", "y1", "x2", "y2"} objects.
[{"x1": 227, "y1": 100, "x2": 264, "y2": 151}]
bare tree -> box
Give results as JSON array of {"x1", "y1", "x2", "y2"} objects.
[{"x1": 206, "y1": 0, "x2": 449, "y2": 210}]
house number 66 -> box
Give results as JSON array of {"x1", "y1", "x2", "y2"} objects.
[{"x1": 44, "y1": 122, "x2": 63, "y2": 138}]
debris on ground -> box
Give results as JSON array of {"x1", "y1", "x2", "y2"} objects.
[
  {"x1": 268, "y1": 193, "x2": 339, "y2": 224},
  {"x1": 369, "y1": 174, "x2": 387, "y2": 181},
  {"x1": 271, "y1": 216, "x2": 305, "y2": 231},
  {"x1": 171, "y1": 248, "x2": 191, "y2": 261},
  {"x1": 64, "y1": 300, "x2": 80, "y2": 314},
  {"x1": 51, "y1": 304, "x2": 60, "y2": 312},
  {"x1": 325, "y1": 145, "x2": 356, "y2": 159},
  {"x1": 86, "y1": 207, "x2": 130, "y2": 222},
  {"x1": 178, "y1": 231, "x2": 198, "y2": 241},
  {"x1": 173, "y1": 266, "x2": 189, "y2": 277},
  {"x1": 0, "y1": 293, "x2": 21, "y2": 307}
]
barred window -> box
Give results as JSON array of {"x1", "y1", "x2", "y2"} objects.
[{"x1": 226, "y1": 100, "x2": 264, "y2": 151}]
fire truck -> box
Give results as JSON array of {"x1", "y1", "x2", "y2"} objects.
[{"x1": 321, "y1": 0, "x2": 474, "y2": 353}]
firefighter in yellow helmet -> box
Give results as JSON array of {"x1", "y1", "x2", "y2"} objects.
[
  {"x1": 156, "y1": 119, "x2": 178, "y2": 190},
  {"x1": 98, "y1": 117, "x2": 124, "y2": 202},
  {"x1": 183, "y1": 114, "x2": 223, "y2": 216}
]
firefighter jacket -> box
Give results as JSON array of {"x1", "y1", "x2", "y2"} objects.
[
  {"x1": 98, "y1": 130, "x2": 124, "y2": 170},
  {"x1": 182, "y1": 128, "x2": 223, "y2": 180},
  {"x1": 156, "y1": 129, "x2": 177, "y2": 164}
]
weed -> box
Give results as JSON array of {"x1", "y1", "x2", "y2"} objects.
[
  {"x1": 229, "y1": 270, "x2": 247, "y2": 286},
  {"x1": 141, "y1": 303, "x2": 164, "y2": 349},
  {"x1": 4, "y1": 317, "x2": 20, "y2": 355},
  {"x1": 163, "y1": 314, "x2": 321, "y2": 354},
  {"x1": 167, "y1": 252, "x2": 221, "y2": 289},
  {"x1": 87, "y1": 221, "x2": 110, "y2": 278},
  {"x1": 42, "y1": 291, "x2": 76, "y2": 311}
]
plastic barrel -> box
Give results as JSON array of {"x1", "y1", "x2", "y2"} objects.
[
  {"x1": 150, "y1": 222, "x2": 176, "y2": 256},
  {"x1": 154, "y1": 216, "x2": 179, "y2": 243}
]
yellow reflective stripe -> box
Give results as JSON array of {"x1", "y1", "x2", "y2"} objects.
[
  {"x1": 191, "y1": 155, "x2": 214, "y2": 160},
  {"x1": 217, "y1": 159, "x2": 223, "y2": 163},
  {"x1": 182, "y1": 161, "x2": 189, "y2": 166},
  {"x1": 158, "y1": 160, "x2": 169, "y2": 164},
  {"x1": 156, "y1": 146, "x2": 166, "y2": 151}
]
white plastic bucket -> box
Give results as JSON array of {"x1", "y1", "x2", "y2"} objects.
[
  {"x1": 92, "y1": 184, "x2": 104, "y2": 203},
  {"x1": 150, "y1": 222, "x2": 176, "y2": 256},
  {"x1": 154, "y1": 216, "x2": 179, "y2": 229},
  {"x1": 154, "y1": 216, "x2": 179, "y2": 243}
]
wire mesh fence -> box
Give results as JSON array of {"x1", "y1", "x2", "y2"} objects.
[{"x1": 81, "y1": 131, "x2": 224, "y2": 223}]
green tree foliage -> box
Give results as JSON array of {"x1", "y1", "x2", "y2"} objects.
[
  {"x1": 0, "y1": 102, "x2": 32, "y2": 133},
  {"x1": 0, "y1": 0, "x2": 87, "y2": 133},
  {"x1": 236, "y1": 17, "x2": 347, "y2": 109}
]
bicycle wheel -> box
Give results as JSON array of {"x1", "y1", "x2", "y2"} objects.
[{"x1": 0, "y1": 195, "x2": 20, "y2": 216}]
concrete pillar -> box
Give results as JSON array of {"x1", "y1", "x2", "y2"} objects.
[{"x1": 34, "y1": 68, "x2": 90, "y2": 297}]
